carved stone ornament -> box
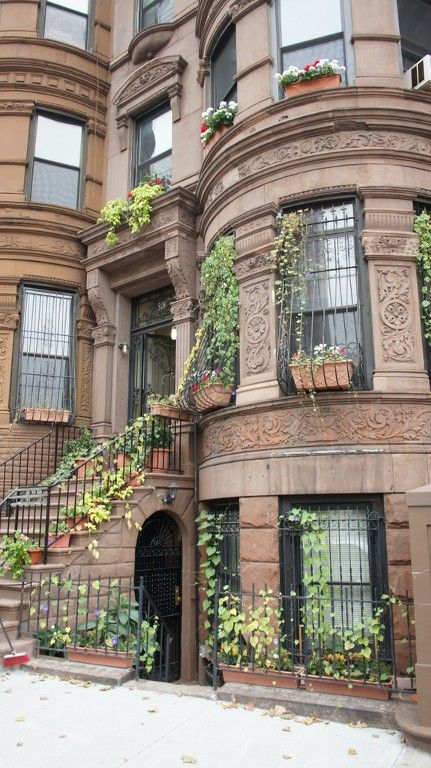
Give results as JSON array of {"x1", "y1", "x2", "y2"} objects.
[
  {"x1": 376, "y1": 266, "x2": 415, "y2": 362},
  {"x1": 79, "y1": 342, "x2": 93, "y2": 416},
  {"x1": 87, "y1": 285, "x2": 110, "y2": 327},
  {"x1": 362, "y1": 234, "x2": 419, "y2": 260},
  {"x1": 229, "y1": 0, "x2": 272, "y2": 21},
  {"x1": 92, "y1": 324, "x2": 116, "y2": 345},
  {"x1": 112, "y1": 55, "x2": 187, "y2": 115},
  {"x1": 244, "y1": 281, "x2": 271, "y2": 375},
  {"x1": 166, "y1": 253, "x2": 195, "y2": 301},
  {"x1": 0, "y1": 312, "x2": 19, "y2": 331},
  {"x1": 0, "y1": 335, "x2": 7, "y2": 406},
  {"x1": 234, "y1": 254, "x2": 269, "y2": 279},
  {"x1": 201, "y1": 401, "x2": 431, "y2": 459},
  {"x1": 170, "y1": 297, "x2": 197, "y2": 323},
  {"x1": 0, "y1": 101, "x2": 34, "y2": 115}
]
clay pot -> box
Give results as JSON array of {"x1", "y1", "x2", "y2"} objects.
[
  {"x1": 284, "y1": 73, "x2": 342, "y2": 97},
  {"x1": 289, "y1": 360, "x2": 354, "y2": 391}
]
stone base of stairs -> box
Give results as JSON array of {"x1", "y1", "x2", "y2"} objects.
[{"x1": 21, "y1": 656, "x2": 134, "y2": 686}]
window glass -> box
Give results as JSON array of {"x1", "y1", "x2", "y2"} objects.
[
  {"x1": 211, "y1": 26, "x2": 237, "y2": 106},
  {"x1": 43, "y1": 0, "x2": 89, "y2": 49},
  {"x1": 279, "y1": 0, "x2": 342, "y2": 47},
  {"x1": 138, "y1": 0, "x2": 173, "y2": 30},
  {"x1": 397, "y1": 0, "x2": 431, "y2": 71},
  {"x1": 282, "y1": 38, "x2": 345, "y2": 73},
  {"x1": 31, "y1": 114, "x2": 83, "y2": 208},
  {"x1": 135, "y1": 106, "x2": 172, "y2": 185},
  {"x1": 17, "y1": 287, "x2": 74, "y2": 411}
]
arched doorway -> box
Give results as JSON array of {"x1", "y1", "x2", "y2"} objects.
[{"x1": 135, "y1": 511, "x2": 182, "y2": 681}]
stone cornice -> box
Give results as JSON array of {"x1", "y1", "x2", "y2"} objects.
[
  {"x1": 200, "y1": 393, "x2": 431, "y2": 462},
  {"x1": 0, "y1": 37, "x2": 110, "y2": 71}
]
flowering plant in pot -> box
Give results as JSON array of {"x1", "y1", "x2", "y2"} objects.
[
  {"x1": 289, "y1": 343, "x2": 354, "y2": 392},
  {"x1": 200, "y1": 101, "x2": 238, "y2": 148},
  {"x1": 275, "y1": 58, "x2": 345, "y2": 96},
  {"x1": 98, "y1": 173, "x2": 169, "y2": 244},
  {"x1": 191, "y1": 368, "x2": 233, "y2": 409},
  {"x1": 0, "y1": 532, "x2": 43, "y2": 578},
  {"x1": 147, "y1": 393, "x2": 193, "y2": 422}
]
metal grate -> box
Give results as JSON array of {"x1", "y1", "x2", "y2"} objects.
[
  {"x1": 277, "y1": 201, "x2": 366, "y2": 394},
  {"x1": 15, "y1": 286, "x2": 75, "y2": 414},
  {"x1": 210, "y1": 500, "x2": 240, "y2": 592}
]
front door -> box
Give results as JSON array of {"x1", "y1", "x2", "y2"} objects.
[
  {"x1": 135, "y1": 511, "x2": 182, "y2": 681},
  {"x1": 129, "y1": 330, "x2": 175, "y2": 419}
]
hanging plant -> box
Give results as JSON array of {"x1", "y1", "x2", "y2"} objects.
[
  {"x1": 414, "y1": 211, "x2": 431, "y2": 346},
  {"x1": 196, "y1": 507, "x2": 223, "y2": 639},
  {"x1": 98, "y1": 174, "x2": 169, "y2": 244}
]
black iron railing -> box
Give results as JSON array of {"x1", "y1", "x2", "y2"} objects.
[
  {"x1": 0, "y1": 424, "x2": 82, "y2": 503},
  {"x1": 0, "y1": 415, "x2": 185, "y2": 562},
  {"x1": 19, "y1": 574, "x2": 174, "y2": 682},
  {"x1": 211, "y1": 584, "x2": 416, "y2": 695}
]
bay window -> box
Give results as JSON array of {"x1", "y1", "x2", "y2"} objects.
[
  {"x1": 278, "y1": 0, "x2": 346, "y2": 79},
  {"x1": 41, "y1": 0, "x2": 90, "y2": 50},
  {"x1": 30, "y1": 113, "x2": 84, "y2": 209}
]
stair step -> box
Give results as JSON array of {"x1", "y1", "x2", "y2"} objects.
[
  {"x1": 0, "y1": 579, "x2": 31, "y2": 601},
  {"x1": 0, "y1": 636, "x2": 35, "y2": 663}
]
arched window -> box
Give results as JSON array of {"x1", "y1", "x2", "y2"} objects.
[
  {"x1": 397, "y1": 0, "x2": 431, "y2": 72},
  {"x1": 211, "y1": 25, "x2": 237, "y2": 106}
]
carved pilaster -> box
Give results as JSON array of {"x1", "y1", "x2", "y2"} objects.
[{"x1": 86, "y1": 269, "x2": 117, "y2": 436}]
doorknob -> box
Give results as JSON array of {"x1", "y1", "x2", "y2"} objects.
[{"x1": 175, "y1": 586, "x2": 181, "y2": 605}]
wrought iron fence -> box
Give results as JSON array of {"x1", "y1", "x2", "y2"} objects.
[
  {"x1": 276, "y1": 201, "x2": 367, "y2": 395},
  {"x1": 179, "y1": 327, "x2": 238, "y2": 415},
  {"x1": 211, "y1": 584, "x2": 416, "y2": 696},
  {"x1": 0, "y1": 414, "x2": 185, "y2": 563},
  {"x1": 210, "y1": 500, "x2": 241, "y2": 592},
  {"x1": 19, "y1": 574, "x2": 174, "y2": 681},
  {"x1": 0, "y1": 424, "x2": 82, "y2": 503}
]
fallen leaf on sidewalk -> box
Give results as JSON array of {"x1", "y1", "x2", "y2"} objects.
[
  {"x1": 181, "y1": 756, "x2": 197, "y2": 764},
  {"x1": 263, "y1": 705, "x2": 286, "y2": 718},
  {"x1": 349, "y1": 721, "x2": 367, "y2": 729},
  {"x1": 40, "y1": 696, "x2": 49, "y2": 701},
  {"x1": 221, "y1": 700, "x2": 238, "y2": 709},
  {"x1": 348, "y1": 748, "x2": 358, "y2": 755},
  {"x1": 15, "y1": 715, "x2": 25, "y2": 722},
  {"x1": 295, "y1": 716, "x2": 321, "y2": 726},
  {"x1": 16, "y1": 742, "x2": 23, "y2": 747},
  {"x1": 147, "y1": 708, "x2": 159, "y2": 713},
  {"x1": 141, "y1": 695, "x2": 150, "y2": 700},
  {"x1": 243, "y1": 702, "x2": 254, "y2": 711},
  {"x1": 372, "y1": 734, "x2": 380, "y2": 739},
  {"x1": 4, "y1": 689, "x2": 12, "y2": 693},
  {"x1": 282, "y1": 755, "x2": 292, "y2": 760},
  {"x1": 282, "y1": 725, "x2": 291, "y2": 732},
  {"x1": 59, "y1": 735, "x2": 67, "y2": 739},
  {"x1": 100, "y1": 686, "x2": 112, "y2": 692},
  {"x1": 281, "y1": 713, "x2": 295, "y2": 721}
]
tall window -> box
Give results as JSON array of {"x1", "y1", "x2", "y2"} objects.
[
  {"x1": 277, "y1": 200, "x2": 368, "y2": 394},
  {"x1": 397, "y1": 0, "x2": 431, "y2": 72},
  {"x1": 42, "y1": 0, "x2": 90, "y2": 50},
  {"x1": 15, "y1": 286, "x2": 75, "y2": 413},
  {"x1": 278, "y1": 0, "x2": 346, "y2": 77},
  {"x1": 211, "y1": 25, "x2": 237, "y2": 106},
  {"x1": 30, "y1": 113, "x2": 83, "y2": 209},
  {"x1": 137, "y1": 0, "x2": 173, "y2": 30},
  {"x1": 134, "y1": 105, "x2": 172, "y2": 186}
]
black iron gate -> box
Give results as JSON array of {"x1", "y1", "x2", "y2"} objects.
[{"x1": 135, "y1": 511, "x2": 182, "y2": 681}]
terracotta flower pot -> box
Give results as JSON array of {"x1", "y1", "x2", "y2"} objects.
[
  {"x1": 289, "y1": 360, "x2": 354, "y2": 391},
  {"x1": 66, "y1": 646, "x2": 134, "y2": 668},
  {"x1": 284, "y1": 73, "x2": 342, "y2": 97},
  {"x1": 29, "y1": 549, "x2": 43, "y2": 565},
  {"x1": 145, "y1": 447, "x2": 170, "y2": 473},
  {"x1": 114, "y1": 452, "x2": 131, "y2": 469},
  {"x1": 204, "y1": 123, "x2": 232, "y2": 152},
  {"x1": 74, "y1": 456, "x2": 98, "y2": 479},
  {"x1": 193, "y1": 383, "x2": 232, "y2": 412},
  {"x1": 48, "y1": 533, "x2": 71, "y2": 549},
  {"x1": 219, "y1": 664, "x2": 300, "y2": 689},
  {"x1": 149, "y1": 403, "x2": 193, "y2": 422},
  {"x1": 304, "y1": 674, "x2": 392, "y2": 700}
]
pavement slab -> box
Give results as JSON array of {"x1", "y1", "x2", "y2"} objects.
[{"x1": 0, "y1": 669, "x2": 430, "y2": 768}]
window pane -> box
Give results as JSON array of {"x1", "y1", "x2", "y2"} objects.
[
  {"x1": 139, "y1": 0, "x2": 173, "y2": 28},
  {"x1": 279, "y1": 0, "x2": 342, "y2": 47},
  {"x1": 52, "y1": 0, "x2": 88, "y2": 11},
  {"x1": 35, "y1": 115, "x2": 82, "y2": 167},
  {"x1": 31, "y1": 161, "x2": 79, "y2": 207},
  {"x1": 212, "y1": 27, "x2": 237, "y2": 106},
  {"x1": 282, "y1": 36, "x2": 346, "y2": 74},
  {"x1": 136, "y1": 154, "x2": 172, "y2": 185},
  {"x1": 397, "y1": 0, "x2": 431, "y2": 71},
  {"x1": 137, "y1": 109, "x2": 171, "y2": 164},
  {"x1": 45, "y1": 4, "x2": 87, "y2": 49}
]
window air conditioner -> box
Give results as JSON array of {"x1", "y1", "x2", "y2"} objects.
[{"x1": 405, "y1": 54, "x2": 431, "y2": 91}]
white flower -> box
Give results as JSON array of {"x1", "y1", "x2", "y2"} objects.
[
  {"x1": 228, "y1": 101, "x2": 237, "y2": 109},
  {"x1": 219, "y1": 101, "x2": 227, "y2": 108}
]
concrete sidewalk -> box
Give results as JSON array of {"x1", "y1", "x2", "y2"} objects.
[{"x1": 0, "y1": 669, "x2": 430, "y2": 768}]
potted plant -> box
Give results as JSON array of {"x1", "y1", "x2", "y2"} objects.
[
  {"x1": 191, "y1": 369, "x2": 233, "y2": 411},
  {"x1": 17, "y1": 405, "x2": 71, "y2": 423},
  {"x1": 98, "y1": 174, "x2": 169, "y2": 244},
  {"x1": 48, "y1": 520, "x2": 71, "y2": 549},
  {"x1": 0, "y1": 532, "x2": 43, "y2": 578},
  {"x1": 289, "y1": 344, "x2": 354, "y2": 392},
  {"x1": 147, "y1": 393, "x2": 193, "y2": 422},
  {"x1": 275, "y1": 58, "x2": 345, "y2": 97},
  {"x1": 144, "y1": 413, "x2": 173, "y2": 473},
  {"x1": 303, "y1": 649, "x2": 393, "y2": 700},
  {"x1": 201, "y1": 101, "x2": 238, "y2": 150}
]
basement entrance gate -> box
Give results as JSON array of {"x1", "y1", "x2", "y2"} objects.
[{"x1": 135, "y1": 511, "x2": 182, "y2": 681}]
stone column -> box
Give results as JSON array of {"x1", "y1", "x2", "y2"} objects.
[
  {"x1": 234, "y1": 211, "x2": 280, "y2": 406},
  {"x1": 361, "y1": 192, "x2": 429, "y2": 393},
  {"x1": 87, "y1": 268, "x2": 117, "y2": 438},
  {"x1": 395, "y1": 485, "x2": 431, "y2": 752},
  {"x1": 0, "y1": 282, "x2": 19, "y2": 424},
  {"x1": 350, "y1": 0, "x2": 404, "y2": 88},
  {"x1": 239, "y1": 496, "x2": 279, "y2": 593}
]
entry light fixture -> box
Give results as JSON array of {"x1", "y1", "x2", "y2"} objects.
[
  {"x1": 163, "y1": 482, "x2": 178, "y2": 505},
  {"x1": 170, "y1": 326, "x2": 177, "y2": 341},
  {"x1": 119, "y1": 342, "x2": 129, "y2": 354}
]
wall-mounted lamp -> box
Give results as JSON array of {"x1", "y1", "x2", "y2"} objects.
[
  {"x1": 119, "y1": 343, "x2": 129, "y2": 354},
  {"x1": 163, "y1": 482, "x2": 178, "y2": 505},
  {"x1": 170, "y1": 326, "x2": 177, "y2": 341}
]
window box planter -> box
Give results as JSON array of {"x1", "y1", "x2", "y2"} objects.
[
  {"x1": 19, "y1": 407, "x2": 71, "y2": 424},
  {"x1": 149, "y1": 403, "x2": 193, "y2": 422},
  {"x1": 289, "y1": 360, "x2": 354, "y2": 391},
  {"x1": 193, "y1": 383, "x2": 232, "y2": 411},
  {"x1": 204, "y1": 124, "x2": 232, "y2": 152},
  {"x1": 66, "y1": 645, "x2": 134, "y2": 668},
  {"x1": 219, "y1": 664, "x2": 300, "y2": 689},
  {"x1": 145, "y1": 447, "x2": 170, "y2": 473},
  {"x1": 284, "y1": 73, "x2": 341, "y2": 98},
  {"x1": 303, "y1": 674, "x2": 392, "y2": 700}
]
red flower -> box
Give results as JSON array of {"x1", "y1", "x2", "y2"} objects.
[
  {"x1": 192, "y1": 383, "x2": 199, "y2": 393},
  {"x1": 128, "y1": 191, "x2": 132, "y2": 198},
  {"x1": 304, "y1": 64, "x2": 310, "y2": 72},
  {"x1": 200, "y1": 123, "x2": 208, "y2": 133},
  {"x1": 312, "y1": 59, "x2": 320, "y2": 67},
  {"x1": 202, "y1": 372, "x2": 209, "y2": 382},
  {"x1": 155, "y1": 176, "x2": 162, "y2": 185}
]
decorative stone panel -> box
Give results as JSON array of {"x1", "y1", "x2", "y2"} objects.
[
  {"x1": 376, "y1": 266, "x2": 415, "y2": 362},
  {"x1": 243, "y1": 280, "x2": 271, "y2": 376}
]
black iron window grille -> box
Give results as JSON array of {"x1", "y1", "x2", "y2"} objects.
[
  {"x1": 277, "y1": 0, "x2": 347, "y2": 81},
  {"x1": 279, "y1": 499, "x2": 388, "y2": 652},
  {"x1": 15, "y1": 286, "x2": 76, "y2": 414},
  {"x1": 137, "y1": 0, "x2": 173, "y2": 31},
  {"x1": 277, "y1": 200, "x2": 368, "y2": 395},
  {"x1": 30, "y1": 112, "x2": 84, "y2": 209},
  {"x1": 134, "y1": 105, "x2": 172, "y2": 186},
  {"x1": 210, "y1": 500, "x2": 241, "y2": 592},
  {"x1": 397, "y1": 0, "x2": 431, "y2": 72},
  {"x1": 41, "y1": 0, "x2": 90, "y2": 50},
  {"x1": 211, "y1": 25, "x2": 237, "y2": 106}
]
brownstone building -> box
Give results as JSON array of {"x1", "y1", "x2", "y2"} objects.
[{"x1": 1, "y1": 0, "x2": 431, "y2": 738}]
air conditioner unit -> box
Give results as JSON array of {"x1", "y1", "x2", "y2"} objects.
[{"x1": 405, "y1": 54, "x2": 431, "y2": 91}]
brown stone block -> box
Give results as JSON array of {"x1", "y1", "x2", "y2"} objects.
[
  {"x1": 386, "y1": 528, "x2": 411, "y2": 565},
  {"x1": 385, "y1": 494, "x2": 409, "y2": 527},
  {"x1": 240, "y1": 528, "x2": 279, "y2": 563},
  {"x1": 388, "y1": 565, "x2": 413, "y2": 598},
  {"x1": 241, "y1": 562, "x2": 280, "y2": 593},
  {"x1": 240, "y1": 496, "x2": 278, "y2": 528}
]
